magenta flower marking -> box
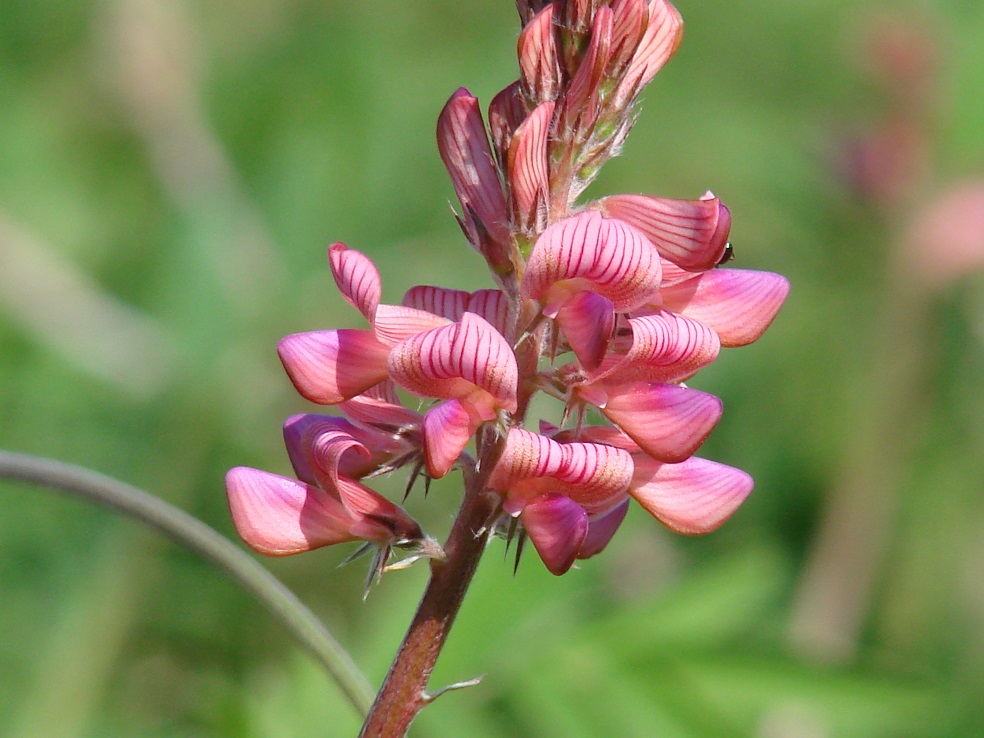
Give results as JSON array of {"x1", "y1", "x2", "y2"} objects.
[{"x1": 227, "y1": 0, "x2": 788, "y2": 586}]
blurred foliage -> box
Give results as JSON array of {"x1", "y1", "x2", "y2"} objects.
[{"x1": 3, "y1": 0, "x2": 984, "y2": 736}]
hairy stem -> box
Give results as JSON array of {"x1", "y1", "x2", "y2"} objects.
[
  {"x1": 358, "y1": 431, "x2": 506, "y2": 738},
  {"x1": 0, "y1": 450, "x2": 374, "y2": 716}
]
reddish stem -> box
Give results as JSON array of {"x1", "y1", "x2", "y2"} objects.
[{"x1": 358, "y1": 436, "x2": 505, "y2": 738}]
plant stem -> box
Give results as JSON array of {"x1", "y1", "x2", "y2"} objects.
[
  {"x1": 359, "y1": 433, "x2": 506, "y2": 738},
  {"x1": 0, "y1": 450, "x2": 375, "y2": 716}
]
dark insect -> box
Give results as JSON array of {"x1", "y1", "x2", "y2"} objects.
[{"x1": 716, "y1": 241, "x2": 735, "y2": 266}]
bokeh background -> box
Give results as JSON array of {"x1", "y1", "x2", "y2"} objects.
[{"x1": 3, "y1": 1, "x2": 984, "y2": 736}]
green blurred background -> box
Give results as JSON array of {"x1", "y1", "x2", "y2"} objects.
[{"x1": 3, "y1": 0, "x2": 984, "y2": 736}]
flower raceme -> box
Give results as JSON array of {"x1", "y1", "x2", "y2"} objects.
[{"x1": 227, "y1": 0, "x2": 788, "y2": 579}]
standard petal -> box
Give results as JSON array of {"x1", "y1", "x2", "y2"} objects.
[
  {"x1": 520, "y1": 494, "x2": 589, "y2": 576},
  {"x1": 488, "y1": 81, "x2": 528, "y2": 168},
  {"x1": 660, "y1": 269, "x2": 789, "y2": 347},
  {"x1": 596, "y1": 194, "x2": 731, "y2": 270},
  {"x1": 518, "y1": 3, "x2": 561, "y2": 103},
  {"x1": 490, "y1": 428, "x2": 567, "y2": 507},
  {"x1": 388, "y1": 312, "x2": 518, "y2": 412},
  {"x1": 578, "y1": 498, "x2": 630, "y2": 559},
  {"x1": 557, "y1": 440, "x2": 634, "y2": 514},
  {"x1": 594, "y1": 381, "x2": 722, "y2": 462},
  {"x1": 372, "y1": 304, "x2": 451, "y2": 346},
  {"x1": 629, "y1": 455, "x2": 753, "y2": 534},
  {"x1": 225, "y1": 467, "x2": 359, "y2": 555},
  {"x1": 283, "y1": 414, "x2": 368, "y2": 486},
  {"x1": 521, "y1": 210, "x2": 662, "y2": 311},
  {"x1": 590, "y1": 310, "x2": 720, "y2": 384},
  {"x1": 328, "y1": 242, "x2": 380, "y2": 323},
  {"x1": 402, "y1": 285, "x2": 469, "y2": 321},
  {"x1": 278, "y1": 329, "x2": 390, "y2": 405}
]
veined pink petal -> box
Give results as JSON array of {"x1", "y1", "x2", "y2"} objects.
[
  {"x1": 613, "y1": 0, "x2": 684, "y2": 107},
  {"x1": 225, "y1": 467, "x2": 360, "y2": 555},
  {"x1": 283, "y1": 414, "x2": 368, "y2": 487},
  {"x1": 402, "y1": 285, "x2": 470, "y2": 321},
  {"x1": 609, "y1": 0, "x2": 650, "y2": 75},
  {"x1": 596, "y1": 194, "x2": 731, "y2": 270},
  {"x1": 333, "y1": 476, "x2": 424, "y2": 544},
  {"x1": 372, "y1": 304, "x2": 451, "y2": 346},
  {"x1": 466, "y1": 289, "x2": 513, "y2": 337},
  {"x1": 338, "y1": 380, "x2": 422, "y2": 431},
  {"x1": 328, "y1": 243, "x2": 380, "y2": 323},
  {"x1": 278, "y1": 329, "x2": 390, "y2": 405},
  {"x1": 592, "y1": 381, "x2": 722, "y2": 462},
  {"x1": 578, "y1": 498, "x2": 630, "y2": 559},
  {"x1": 422, "y1": 398, "x2": 487, "y2": 478},
  {"x1": 629, "y1": 455, "x2": 753, "y2": 534},
  {"x1": 660, "y1": 269, "x2": 790, "y2": 347},
  {"x1": 488, "y1": 81, "x2": 528, "y2": 169},
  {"x1": 520, "y1": 494, "x2": 589, "y2": 575},
  {"x1": 437, "y1": 88, "x2": 510, "y2": 249},
  {"x1": 508, "y1": 101, "x2": 555, "y2": 233},
  {"x1": 521, "y1": 210, "x2": 662, "y2": 311},
  {"x1": 554, "y1": 290, "x2": 615, "y2": 371},
  {"x1": 388, "y1": 312, "x2": 518, "y2": 412},
  {"x1": 590, "y1": 310, "x2": 720, "y2": 384},
  {"x1": 491, "y1": 428, "x2": 632, "y2": 516},
  {"x1": 518, "y1": 3, "x2": 561, "y2": 103}
]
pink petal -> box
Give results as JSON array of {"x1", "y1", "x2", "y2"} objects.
[
  {"x1": 508, "y1": 100, "x2": 554, "y2": 233},
  {"x1": 520, "y1": 494, "x2": 589, "y2": 576},
  {"x1": 596, "y1": 194, "x2": 731, "y2": 270},
  {"x1": 466, "y1": 289, "x2": 513, "y2": 337},
  {"x1": 613, "y1": 0, "x2": 684, "y2": 107},
  {"x1": 333, "y1": 477, "x2": 424, "y2": 544},
  {"x1": 422, "y1": 398, "x2": 485, "y2": 478},
  {"x1": 283, "y1": 414, "x2": 368, "y2": 486},
  {"x1": 488, "y1": 81, "x2": 528, "y2": 169},
  {"x1": 521, "y1": 210, "x2": 662, "y2": 311},
  {"x1": 590, "y1": 310, "x2": 720, "y2": 384},
  {"x1": 491, "y1": 428, "x2": 567, "y2": 505},
  {"x1": 578, "y1": 499, "x2": 630, "y2": 559},
  {"x1": 437, "y1": 88, "x2": 510, "y2": 249},
  {"x1": 225, "y1": 467, "x2": 359, "y2": 555},
  {"x1": 518, "y1": 3, "x2": 561, "y2": 103},
  {"x1": 594, "y1": 381, "x2": 722, "y2": 462},
  {"x1": 629, "y1": 455, "x2": 753, "y2": 534},
  {"x1": 278, "y1": 329, "x2": 390, "y2": 405},
  {"x1": 402, "y1": 285, "x2": 469, "y2": 321},
  {"x1": 557, "y1": 440, "x2": 634, "y2": 514},
  {"x1": 609, "y1": 0, "x2": 650, "y2": 74},
  {"x1": 327, "y1": 242, "x2": 380, "y2": 323},
  {"x1": 660, "y1": 269, "x2": 789, "y2": 347},
  {"x1": 338, "y1": 381, "x2": 422, "y2": 431},
  {"x1": 372, "y1": 304, "x2": 451, "y2": 346},
  {"x1": 554, "y1": 290, "x2": 615, "y2": 370},
  {"x1": 387, "y1": 312, "x2": 518, "y2": 412}
]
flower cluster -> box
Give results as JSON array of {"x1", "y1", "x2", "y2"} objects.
[{"x1": 226, "y1": 0, "x2": 788, "y2": 578}]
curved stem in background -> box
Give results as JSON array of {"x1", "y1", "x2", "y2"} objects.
[{"x1": 0, "y1": 450, "x2": 374, "y2": 717}]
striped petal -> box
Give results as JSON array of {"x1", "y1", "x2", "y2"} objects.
[
  {"x1": 629, "y1": 455, "x2": 753, "y2": 534},
  {"x1": 278, "y1": 329, "x2": 390, "y2": 405},
  {"x1": 521, "y1": 210, "x2": 662, "y2": 311},
  {"x1": 558, "y1": 440, "x2": 634, "y2": 515},
  {"x1": 590, "y1": 310, "x2": 720, "y2": 384},
  {"x1": 402, "y1": 285, "x2": 469, "y2": 321},
  {"x1": 596, "y1": 193, "x2": 731, "y2": 270},
  {"x1": 372, "y1": 304, "x2": 451, "y2": 346},
  {"x1": 518, "y1": 3, "x2": 561, "y2": 103},
  {"x1": 388, "y1": 312, "x2": 518, "y2": 412},
  {"x1": 437, "y1": 88, "x2": 510, "y2": 249},
  {"x1": 593, "y1": 381, "x2": 722, "y2": 462},
  {"x1": 333, "y1": 476, "x2": 424, "y2": 545},
  {"x1": 488, "y1": 81, "x2": 528, "y2": 169},
  {"x1": 578, "y1": 498, "x2": 630, "y2": 559},
  {"x1": 613, "y1": 0, "x2": 684, "y2": 107},
  {"x1": 491, "y1": 428, "x2": 567, "y2": 510},
  {"x1": 558, "y1": 5, "x2": 612, "y2": 134},
  {"x1": 609, "y1": 0, "x2": 650, "y2": 74},
  {"x1": 339, "y1": 381, "x2": 422, "y2": 431},
  {"x1": 520, "y1": 494, "x2": 589, "y2": 576},
  {"x1": 225, "y1": 467, "x2": 360, "y2": 555},
  {"x1": 328, "y1": 242, "x2": 380, "y2": 323},
  {"x1": 508, "y1": 100, "x2": 554, "y2": 233},
  {"x1": 467, "y1": 289, "x2": 513, "y2": 337},
  {"x1": 660, "y1": 269, "x2": 790, "y2": 347}
]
